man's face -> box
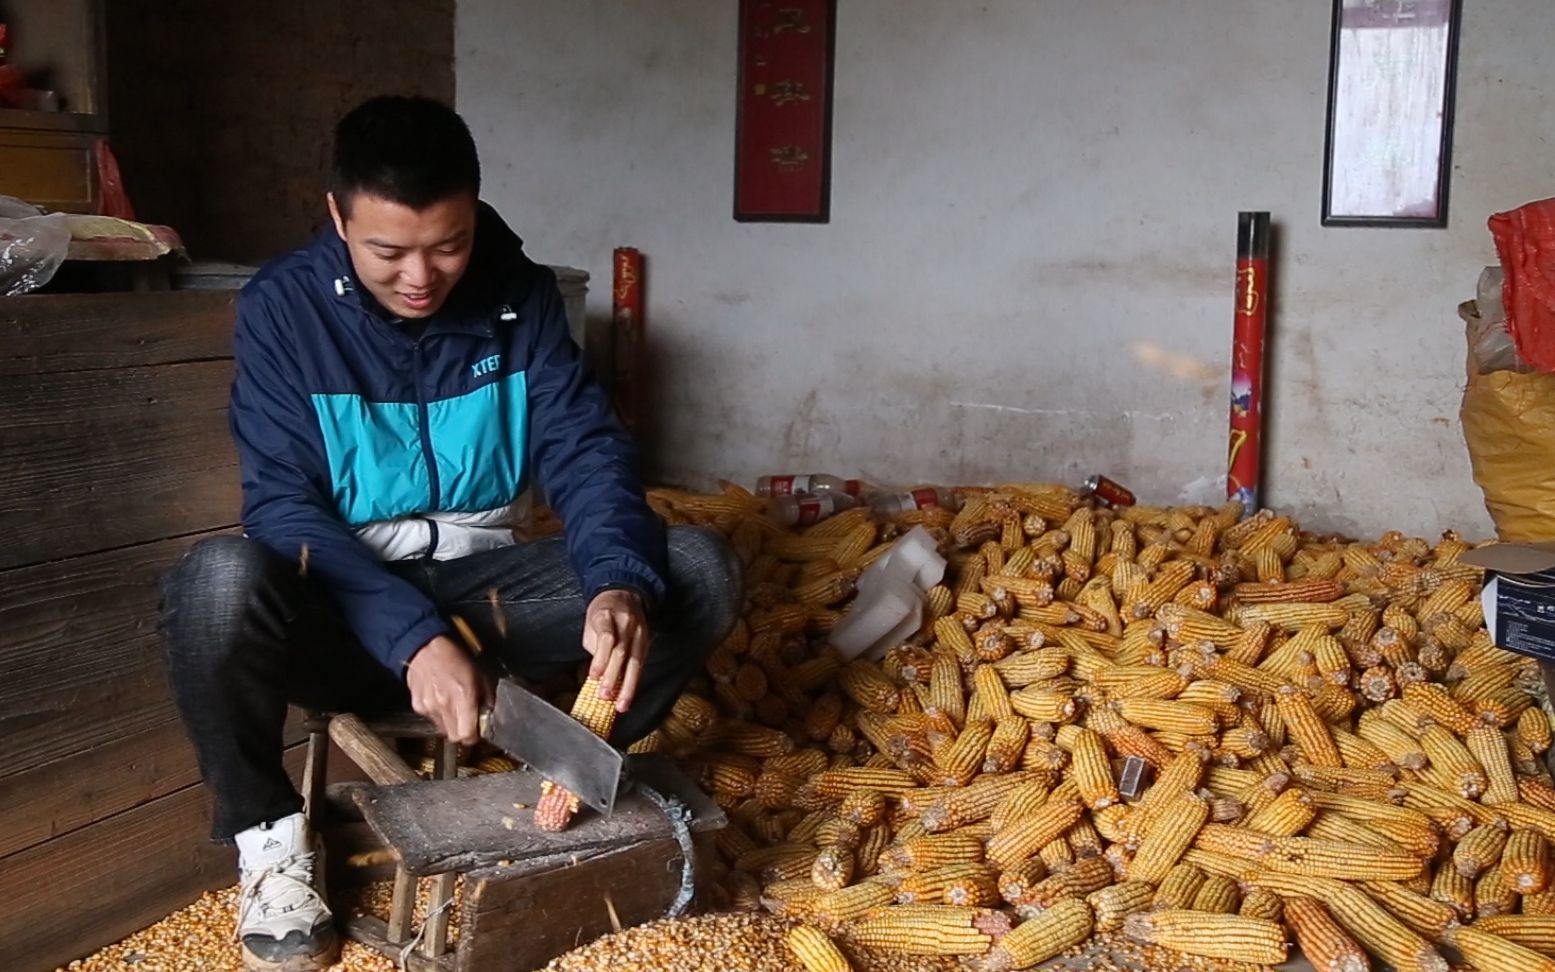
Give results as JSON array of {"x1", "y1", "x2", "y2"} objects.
[{"x1": 327, "y1": 190, "x2": 477, "y2": 319}]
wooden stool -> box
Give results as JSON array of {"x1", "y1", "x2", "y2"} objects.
[{"x1": 301, "y1": 710, "x2": 458, "y2": 968}]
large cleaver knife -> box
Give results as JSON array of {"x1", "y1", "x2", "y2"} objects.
[{"x1": 479, "y1": 677, "x2": 627, "y2": 816}]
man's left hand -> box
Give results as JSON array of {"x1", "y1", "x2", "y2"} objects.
[{"x1": 582, "y1": 589, "x2": 649, "y2": 712}]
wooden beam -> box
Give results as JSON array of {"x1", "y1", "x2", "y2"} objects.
[
  {"x1": 0, "y1": 291, "x2": 234, "y2": 375},
  {"x1": 0, "y1": 359, "x2": 240, "y2": 569}
]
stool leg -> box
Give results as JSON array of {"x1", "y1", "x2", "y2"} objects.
[
  {"x1": 301, "y1": 726, "x2": 330, "y2": 826},
  {"x1": 387, "y1": 866, "x2": 418, "y2": 944},
  {"x1": 422, "y1": 737, "x2": 459, "y2": 957}
]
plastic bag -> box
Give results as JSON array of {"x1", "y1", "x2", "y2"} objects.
[
  {"x1": 0, "y1": 194, "x2": 69, "y2": 295},
  {"x1": 1462, "y1": 299, "x2": 1533, "y2": 378},
  {"x1": 1489, "y1": 197, "x2": 1555, "y2": 372},
  {"x1": 1461, "y1": 300, "x2": 1555, "y2": 540}
]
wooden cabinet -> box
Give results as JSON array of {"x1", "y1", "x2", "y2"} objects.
[{"x1": 0, "y1": 0, "x2": 106, "y2": 212}]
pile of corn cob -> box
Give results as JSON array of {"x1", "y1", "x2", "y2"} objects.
[{"x1": 628, "y1": 482, "x2": 1555, "y2": 972}]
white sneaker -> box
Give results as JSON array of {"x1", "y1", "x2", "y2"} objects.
[{"x1": 234, "y1": 812, "x2": 340, "y2": 972}]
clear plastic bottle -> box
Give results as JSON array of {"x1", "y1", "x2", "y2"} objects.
[
  {"x1": 767, "y1": 492, "x2": 857, "y2": 527},
  {"x1": 755, "y1": 473, "x2": 866, "y2": 498},
  {"x1": 868, "y1": 486, "x2": 960, "y2": 517}
]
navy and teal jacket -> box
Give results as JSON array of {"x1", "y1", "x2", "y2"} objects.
[{"x1": 231, "y1": 203, "x2": 668, "y2": 671}]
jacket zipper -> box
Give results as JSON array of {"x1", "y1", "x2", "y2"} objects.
[{"x1": 413, "y1": 339, "x2": 442, "y2": 514}]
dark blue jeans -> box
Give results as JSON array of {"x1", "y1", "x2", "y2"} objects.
[{"x1": 161, "y1": 527, "x2": 741, "y2": 840}]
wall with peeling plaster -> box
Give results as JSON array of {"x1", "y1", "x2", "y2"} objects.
[{"x1": 457, "y1": 1, "x2": 1554, "y2": 538}]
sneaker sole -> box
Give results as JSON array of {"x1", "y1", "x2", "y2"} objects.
[{"x1": 240, "y1": 940, "x2": 341, "y2": 972}]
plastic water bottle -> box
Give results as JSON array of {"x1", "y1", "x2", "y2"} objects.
[
  {"x1": 768, "y1": 492, "x2": 857, "y2": 527},
  {"x1": 869, "y1": 486, "x2": 959, "y2": 517},
  {"x1": 755, "y1": 473, "x2": 866, "y2": 498}
]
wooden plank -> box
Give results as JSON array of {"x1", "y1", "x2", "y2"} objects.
[
  {"x1": 455, "y1": 835, "x2": 713, "y2": 972},
  {"x1": 0, "y1": 360, "x2": 240, "y2": 568},
  {"x1": 0, "y1": 780, "x2": 234, "y2": 971},
  {"x1": 0, "y1": 291, "x2": 235, "y2": 375},
  {"x1": 0, "y1": 740, "x2": 309, "y2": 972},
  {"x1": 0, "y1": 703, "x2": 312, "y2": 860},
  {"x1": 353, "y1": 756, "x2": 723, "y2": 876},
  {"x1": 0, "y1": 532, "x2": 230, "y2": 778}
]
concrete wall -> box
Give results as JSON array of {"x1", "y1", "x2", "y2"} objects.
[
  {"x1": 109, "y1": 0, "x2": 455, "y2": 263},
  {"x1": 457, "y1": 1, "x2": 1555, "y2": 538}
]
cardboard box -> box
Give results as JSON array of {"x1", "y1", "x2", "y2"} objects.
[{"x1": 1461, "y1": 542, "x2": 1555, "y2": 663}]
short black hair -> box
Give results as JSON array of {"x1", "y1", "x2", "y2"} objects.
[{"x1": 331, "y1": 95, "x2": 480, "y2": 218}]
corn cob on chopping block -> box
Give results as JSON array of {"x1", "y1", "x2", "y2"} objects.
[
  {"x1": 439, "y1": 482, "x2": 1554, "y2": 970},
  {"x1": 534, "y1": 677, "x2": 617, "y2": 831}
]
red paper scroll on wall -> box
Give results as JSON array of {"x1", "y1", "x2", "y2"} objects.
[
  {"x1": 1228, "y1": 212, "x2": 1270, "y2": 517},
  {"x1": 611, "y1": 247, "x2": 645, "y2": 438},
  {"x1": 734, "y1": 0, "x2": 835, "y2": 222}
]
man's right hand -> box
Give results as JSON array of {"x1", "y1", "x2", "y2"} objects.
[{"x1": 405, "y1": 634, "x2": 484, "y2": 745}]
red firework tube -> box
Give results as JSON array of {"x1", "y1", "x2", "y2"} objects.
[
  {"x1": 611, "y1": 247, "x2": 645, "y2": 436},
  {"x1": 1228, "y1": 212, "x2": 1270, "y2": 517}
]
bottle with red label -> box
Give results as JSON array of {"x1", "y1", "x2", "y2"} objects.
[
  {"x1": 868, "y1": 486, "x2": 960, "y2": 518},
  {"x1": 1082, "y1": 474, "x2": 1136, "y2": 508},
  {"x1": 755, "y1": 473, "x2": 867, "y2": 498},
  {"x1": 768, "y1": 492, "x2": 857, "y2": 527}
]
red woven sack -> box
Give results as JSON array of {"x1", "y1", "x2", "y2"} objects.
[{"x1": 1490, "y1": 197, "x2": 1555, "y2": 373}]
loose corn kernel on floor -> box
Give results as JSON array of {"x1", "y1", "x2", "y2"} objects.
[{"x1": 58, "y1": 887, "x2": 1320, "y2": 972}]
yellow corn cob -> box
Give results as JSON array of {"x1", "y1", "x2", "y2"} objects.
[
  {"x1": 927, "y1": 651, "x2": 966, "y2": 727},
  {"x1": 982, "y1": 716, "x2": 1031, "y2": 774},
  {"x1": 989, "y1": 779, "x2": 1054, "y2": 833},
  {"x1": 1473, "y1": 916, "x2": 1555, "y2": 958},
  {"x1": 1240, "y1": 887, "x2": 1284, "y2": 923},
  {"x1": 811, "y1": 767, "x2": 919, "y2": 800},
  {"x1": 838, "y1": 788, "x2": 886, "y2": 828},
  {"x1": 1332, "y1": 726, "x2": 1394, "y2": 770},
  {"x1": 1009, "y1": 687, "x2": 1078, "y2": 723},
  {"x1": 1356, "y1": 715, "x2": 1428, "y2": 770},
  {"x1": 787, "y1": 925, "x2": 852, "y2": 972},
  {"x1": 1305, "y1": 792, "x2": 1439, "y2": 858},
  {"x1": 1194, "y1": 825, "x2": 1424, "y2": 880},
  {"x1": 1318, "y1": 881, "x2": 1449, "y2": 972},
  {"x1": 1113, "y1": 698, "x2": 1219, "y2": 735},
  {"x1": 1400, "y1": 682, "x2": 1478, "y2": 735},
  {"x1": 1476, "y1": 863, "x2": 1517, "y2": 917},
  {"x1": 1277, "y1": 685, "x2": 1345, "y2": 768},
  {"x1": 813, "y1": 882, "x2": 896, "y2": 922},
  {"x1": 838, "y1": 659, "x2": 902, "y2": 715},
  {"x1": 1504, "y1": 829, "x2": 1552, "y2": 895},
  {"x1": 1236, "y1": 602, "x2": 1351, "y2": 631},
  {"x1": 1128, "y1": 791, "x2": 1209, "y2": 884},
  {"x1": 1520, "y1": 708, "x2": 1555, "y2": 754},
  {"x1": 986, "y1": 798, "x2": 1085, "y2": 869},
  {"x1": 1529, "y1": 889, "x2": 1555, "y2": 917},
  {"x1": 1429, "y1": 858, "x2": 1474, "y2": 919},
  {"x1": 983, "y1": 897, "x2": 1093, "y2": 972},
  {"x1": 1012, "y1": 856, "x2": 1115, "y2": 910},
  {"x1": 1122, "y1": 910, "x2": 1287, "y2": 964},
  {"x1": 920, "y1": 772, "x2": 1034, "y2": 833},
  {"x1": 1419, "y1": 725, "x2": 1488, "y2": 799},
  {"x1": 1466, "y1": 724, "x2": 1520, "y2": 805},
  {"x1": 1305, "y1": 813, "x2": 1407, "y2": 854},
  {"x1": 856, "y1": 823, "x2": 891, "y2": 877},
  {"x1": 1191, "y1": 875, "x2": 1241, "y2": 914},
  {"x1": 940, "y1": 865, "x2": 1002, "y2": 908},
  {"x1": 1088, "y1": 880, "x2": 1156, "y2": 932},
  {"x1": 931, "y1": 718, "x2": 994, "y2": 787},
  {"x1": 1152, "y1": 863, "x2": 1207, "y2": 910},
  {"x1": 1200, "y1": 655, "x2": 1287, "y2": 696},
  {"x1": 1455, "y1": 820, "x2": 1512, "y2": 878},
  {"x1": 1244, "y1": 787, "x2": 1316, "y2": 837},
  {"x1": 1450, "y1": 926, "x2": 1555, "y2": 972},
  {"x1": 1284, "y1": 896, "x2": 1370, "y2": 972},
  {"x1": 1125, "y1": 561, "x2": 1197, "y2": 620},
  {"x1": 810, "y1": 846, "x2": 855, "y2": 891},
  {"x1": 1067, "y1": 727, "x2": 1120, "y2": 809},
  {"x1": 1232, "y1": 578, "x2": 1347, "y2": 604},
  {"x1": 1359, "y1": 881, "x2": 1457, "y2": 940},
  {"x1": 991, "y1": 648, "x2": 1070, "y2": 687},
  {"x1": 847, "y1": 905, "x2": 996, "y2": 956},
  {"x1": 879, "y1": 832, "x2": 985, "y2": 874},
  {"x1": 767, "y1": 749, "x2": 831, "y2": 779}
]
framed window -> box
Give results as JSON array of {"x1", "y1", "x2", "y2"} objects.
[{"x1": 1322, "y1": 0, "x2": 1462, "y2": 227}]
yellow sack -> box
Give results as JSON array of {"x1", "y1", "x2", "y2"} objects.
[{"x1": 1461, "y1": 302, "x2": 1555, "y2": 540}]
